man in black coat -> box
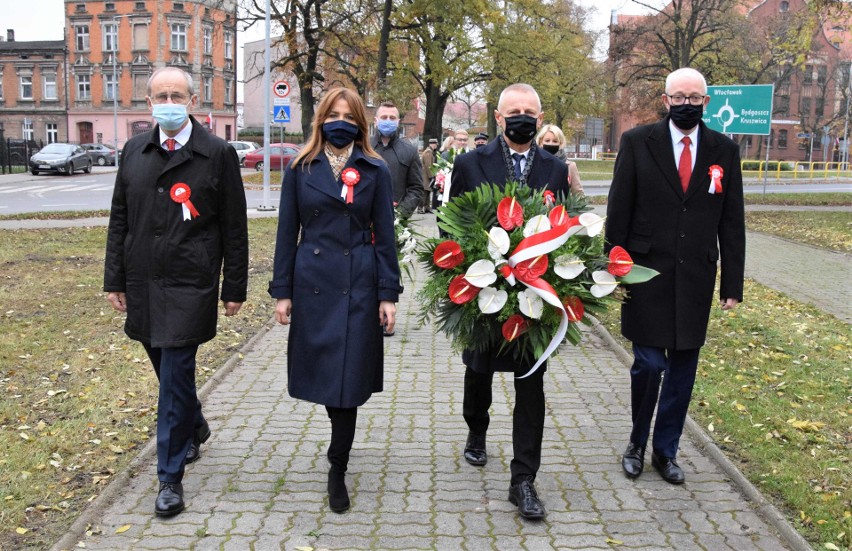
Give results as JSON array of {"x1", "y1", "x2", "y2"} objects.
[
  {"x1": 104, "y1": 67, "x2": 248, "y2": 517},
  {"x1": 605, "y1": 67, "x2": 745, "y2": 485},
  {"x1": 449, "y1": 83, "x2": 569, "y2": 520},
  {"x1": 373, "y1": 101, "x2": 423, "y2": 218}
]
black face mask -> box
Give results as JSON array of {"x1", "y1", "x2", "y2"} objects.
[
  {"x1": 542, "y1": 144, "x2": 560, "y2": 155},
  {"x1": 669, "y1": 103, "x2": 704, "y2": 131},
  {"x1": 322, "y1": 120, "x2": 360, "y2": 148},
  {"x1": 502, "y1": 114, "x2": 538, "y2": 145}
]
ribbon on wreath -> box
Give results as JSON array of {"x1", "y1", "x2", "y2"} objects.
[
  {"x1": 170, "y1": 183, "x2": 200, "y2": 221},
  {"x1": 500, "y1": 221, "x2": 583, "y2": 379}
]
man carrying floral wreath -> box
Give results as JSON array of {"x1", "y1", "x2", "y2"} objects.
[{"x1": 447, "y1": 83, "x2": 569, "y2": 520}]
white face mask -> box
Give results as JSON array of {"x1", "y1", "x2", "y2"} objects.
[{"x1": 152, "y1": 102, "x2": 190, "y2": 131}]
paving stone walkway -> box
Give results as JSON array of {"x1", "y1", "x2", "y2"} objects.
[{"x1": 53, "y1": 216, "x2": 802, "y2": 551}]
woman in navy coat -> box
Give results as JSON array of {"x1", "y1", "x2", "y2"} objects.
[{"x1": 268, "y1": 88, "x2": 401, "y2": 513}]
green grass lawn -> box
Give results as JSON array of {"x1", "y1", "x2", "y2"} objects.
[{"x1": 746, "y1": 211, "x2": 852, "y2": 252}]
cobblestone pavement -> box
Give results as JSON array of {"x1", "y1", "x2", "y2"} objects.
[
  {"x1": 745, "y1": 232, "x2": 850, "y2": 323},
  {"x1": 57, "y1": 217, "x2": 799, "y2": 551}
]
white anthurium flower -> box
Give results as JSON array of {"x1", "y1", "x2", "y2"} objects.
[
  {"x1": 394, "y1": 218, "x2": 400, "y2": 226},
  {"x1": 401, "y1": 254, "x2": 413, "y2": 265},
  {"x1": 487, "y1": 227, "x2": 511, "y2": 259},
  {"x1": 398, "y1": 228, "x2": 412, "y2": 241},
  {"x1": 523, "y1": 214, "x2": 551, "y2": 237},
  {"x1": 518, "y1": 289, "x2": 544, "y2": 319},
  {"x1": 553, "y1": 254, "x2": 586, "y2": 280},
  {"x1": 464, "y1": 259, "x2": 498, "y2": 288},
  {"x1": 400, "y1": 238, "x2": 417, "y2": 255},
  {"x1": 590, "y1": 270, "x2": 618, "y2": 297},
  {"x1": 577, "y1": 212, "x2": 604, "y2": 237},
  {"x1": 477, "y1": 287, "x2": 508, "y2": 314}
]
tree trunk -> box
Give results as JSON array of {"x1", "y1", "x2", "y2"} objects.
[
  {"x1": 376, "y1": 0, "x2": 393, "y2": 89},
  {"x1": 423, "y1": 79, "x2": 448, "y2": 142},
  {"x1": 299, "y1": 76, "x2": 315, "y2": 140}
]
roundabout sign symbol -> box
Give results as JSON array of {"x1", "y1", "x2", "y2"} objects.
[{"x1": 711, "y1": 99, "x2": 739, "y2": 133}]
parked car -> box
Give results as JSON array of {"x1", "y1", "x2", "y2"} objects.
[
  {"x1": 81, "y1": 143, "x2": 119, "y2": 166},
  {"x1": 228, "y1": 140, "x2": 259, "y2": 166},
  {"x1": 244, "y1": 143, "x2": 302, "y2": 171},
  {"x1": 29, "y1": 143, "x2": 92, "y2": 175}
]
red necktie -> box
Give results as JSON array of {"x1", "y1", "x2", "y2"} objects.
[
  {"x1": 165, "y1": 138, "x2": 176, "y2": 152},
  {"x1": 678, "y1": 136, "x2": 692, "y2": 193}
]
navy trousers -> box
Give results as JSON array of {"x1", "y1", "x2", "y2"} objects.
[
  {"x1": 463, "y1": 366, "x2": 545, "y2": 485},
  {"x1": 144, "y1": 344, "x2": 202, "y2": 483},
  {"x1": 629, "y1": 344, "x2": 700, "y2": 458}
]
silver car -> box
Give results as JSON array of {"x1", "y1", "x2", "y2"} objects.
[{"x1": 228, "y1": 140, "x2": 259, "y2": 166}]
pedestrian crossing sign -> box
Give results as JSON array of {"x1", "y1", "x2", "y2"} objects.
[{"x1": 273, "y1": 105, "x2": 291, "y2": 123}]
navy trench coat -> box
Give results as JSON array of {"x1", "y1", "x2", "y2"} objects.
[
  {"x1": 269, "y1": 147, "x2": 401, "y2": 408},
  {"x1": 103, "y1": 117, "x2": 249, "y2": 347}
]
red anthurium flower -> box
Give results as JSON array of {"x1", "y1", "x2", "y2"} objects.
[
  {"x1": 543, "y1": 190, "x2": 555, "y2": 206},
  {"x1": 548, "y1": 205, "x2": 569, "y2": 228},
  {"x1": 433, "y1": 240, "x2": 464, "y2": 269},
  {"x1": 502, "y1": 314, "x2": 529, "y2": 342},
  {"x1": 607, "y1": 246, "x2": 634, "y2": 277},
  {"x1": 513, "y1": 255, "x2": 549, "y2": 283},
  {"x1": 562, "y1": 296, "x2": 584, "y2": 323},
  {"x1": 448, "y1": 275, "x2": 480, "y2": 304},
  {"x1": 497, "y1": 197, "x2": 524, "y2": 231}
]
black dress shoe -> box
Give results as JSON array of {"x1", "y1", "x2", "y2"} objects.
[
  {"x1": 154, "y1": 481, "x2": 184, "y2": 517},
  {"x1": 185, "y1": 420, "x2": 211, "y2": 464},
  {"x1": 463, "y1": 432, "x2": 487, "y2": 466},
  {"x1": 622, "y1": 442, "x2": 646, "y2": 479},
  {"x1": 327, "y1": 470, "x2": 350, "y2": 513},
  {"x1": 508, "y1": 480, "x2": 546, "y2": 520},
  {"x1": 651, "y1": 451, "x2": 685, "y2": 484}
]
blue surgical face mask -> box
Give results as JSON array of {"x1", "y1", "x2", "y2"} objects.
[
  {"x1": 152, "y1": 102, "x2": 190, "y2": 131},
  {"x1": 322, "y1": 120, "x2": 360, "y2": 148},
  {"x1": 376, "y1": 119, "x2": 399, "y2": 137}
]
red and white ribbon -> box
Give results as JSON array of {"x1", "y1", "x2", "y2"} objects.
[
  {"x1": 170, "y1": 183, "x2": 199, "y2": 221},
  {"x1": 708, "y1": 165, "x2": 723, "y2": 194},
  {"x1": 340, "y1": 168, "x2": 360, "y2": 203}
]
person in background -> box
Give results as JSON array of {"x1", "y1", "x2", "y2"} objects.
[
  {"x1": 473, "y1": 132, "x2": 488, "y2": 148},
  {"x1": 104, "y1": 66, "x2": 248, "y2": 517},
  {"x1": 372, "y1": 101, "x2": 423, "y2": 219},
  {"x1": 606, "y1": 67, "x2": 744, "y2": 486},
  {"x1": 419, "y1": 138, "x2": 439, "y2": 214},
  {"x1": 535, "y1": 124, "x2": 584, "y2": 196},
  {"x1": 443, "y1": 129, "x2": 469, "y2": 160},
  {"x1": 269, "y1": 88, "x2": 402, "y2": 513}
]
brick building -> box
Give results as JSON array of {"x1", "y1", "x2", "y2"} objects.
[
  {"x1": 0, "y1": 29, "x2": 69, "y2": 144},
  {"x1": 65, "y1": 0, "x2": 239, "y2": 148}
]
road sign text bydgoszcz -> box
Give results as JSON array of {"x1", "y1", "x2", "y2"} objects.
[{"x1": 702, "y1": 85, "x2": 774, "y2": 136}]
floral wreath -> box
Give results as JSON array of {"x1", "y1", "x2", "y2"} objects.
[{"x1": 417, "y1": 183, "x2": 658, "y2": 378}]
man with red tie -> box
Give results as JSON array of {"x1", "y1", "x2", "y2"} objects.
[{"x1": 605, "y1": 67, "x2": 745, "y2": 485}]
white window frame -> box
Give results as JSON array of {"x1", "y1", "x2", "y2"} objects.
[
  {"x1": 20, "y1": 75, "x2": 33, "y2": 99},
  {"x1": 171, "y1": 23, "x2": 187, "y2": 51},
  {"x1": 224, "y1": 30, "x2": 233, "y2": 60},
  {"x1": 77, "y1": 74, "x2": 91, "y2": 100},
  {"x1": 23, "y1": 120, "x2": 34, "y2": 140},
  {"x1": 103, "y1": 23, "x2": 118, "y2": 52},
  {"x1": 203, "y1": 26, "x2": 212, "y2": 55},
  {"x1": 203, "y1": 75, "x2": 212, "y2": 101},
  {"x1": 105, "y1": 72, "x2": 118, "y2": 101},
  {"x1": 43, "y1": 74, "x2": 57, "y2": 100},
  {"x1": 46, "y1": 123, "x2": 59, "y2": 143},
  {"x1": 76, "y1": 25, "x2": 90, "y2": 51},
  {"x1": 224, "y1": 78, "x2": 232, "y2": 104}
]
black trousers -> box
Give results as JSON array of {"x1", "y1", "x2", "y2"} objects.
[
  {"x1": 462, "y1": 367, "x2": 545, "y2": 485},
  {"x1": 326, "y1": 406, "x2": 357, "y2": 473},
  {"x1": 143, "y1": 343, "x2": 202, "y2": 483}
]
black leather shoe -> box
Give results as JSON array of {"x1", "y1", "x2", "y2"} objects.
[
  {"x1": 508, "y1": 480, "x2": 546, "y2": 520},
  {"x1": 622, "y1": 442, "x2": 646, "y2": 479},
  {"x1": 463, "y1": 432, "x2": 487, "y2": 466},
  {"x1": 185, "y1": 420, "x2": 211, "y2": 464},
  {"x1": 154, "y1": 481, "x2": 184, "y2": 517},
  {"x1": 652, "y1": 451, "x2": 685, "y2": 484},
  {"x1": 327, "y1": 470, "x2": 350, "y2": 513}
]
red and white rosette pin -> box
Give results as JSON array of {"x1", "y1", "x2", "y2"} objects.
[
  {"x1": 170, "y1": 183, "x2": 200, "y2": 221},
  {"x1": 340, "y1": 168, "x2": 360, "y2": 204},
  {"x1": 708, "y1": 165, "x2": 724, "y2": 194}
]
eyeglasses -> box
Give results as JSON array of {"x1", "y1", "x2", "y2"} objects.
[
  {"x1": 151, "y1": 92, "x2": 190, "y2": 104},
  {"x1": 666, "y1": 94, "x2": 705, "y2": 106}
]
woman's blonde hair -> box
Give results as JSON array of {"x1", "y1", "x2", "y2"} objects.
[
  {"x1": 293, "y1": 87, "x2": 380, "y2": 166},
  {"x1": 535, "y1": 124, "x2": 566, "y2": 147},
  {"x1": 440, "y1": 136, "x2": 454, "y2": 152}
]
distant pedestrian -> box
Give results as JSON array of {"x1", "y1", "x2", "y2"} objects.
[
  {"x1": 104, "y1": 66, "x2": 249, "y2": 518},
  {"x1": 420, "y1": 138, "x2": 439, "y2": 213},
  {"x1": 372, "y1": 101, "x2": 423, "y2": 219},
  {"x1": 473, "y1": 132, "x2": 488, "y2": 148},
  {"x1": 606, "y1": 67, "x2": 745, "y2": 485},
  {"x1": 269, "y1": 87, "x2": 402, "y2": 513},
  {"x1": 535, "y1": 124, "x2": 584, "y2": 196}
]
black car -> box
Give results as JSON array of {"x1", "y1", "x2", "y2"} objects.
[
  {"x1": 81, "y1": 143, "x2": 119, "y2": 166},
  {"x1": 29, "y1": 143, "x2": 92, "y2": 176}
]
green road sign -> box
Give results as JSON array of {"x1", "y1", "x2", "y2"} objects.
[{"x1": 702, "y1": 84, "x2": 774, "y2": 135}]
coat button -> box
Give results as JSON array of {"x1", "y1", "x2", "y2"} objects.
[
  {"x1": 343, "y1": 249, "x2": 350, "y2": 255},
  {"x1": 680, "y1": 232, "x2": 685, "y2": 238},
  {"x1": 154, "y1": 231, "x2": 162, "y2": 238},
  {"x1": 314, "y1": 210, "x2": 319, "y2": 217},
  {"x1": 314, "y1": 248, "x2": 320, "y2": 255},
  {"x1": 343, "y1": 289, "x2": 349, "y2": 295},
  {"x1": 157, "y1": 187, "x2": 164, "y2": 193},
  {"x1": 682, "y1": 206, "x2": 687, "y2": 212},
  {"x1": 343, "y1": 211, "x2": 350, "y2": 217},
  {"x1": 679, "y1": 259, "x2": 684, "y2": 264},
  {"x1": 314, "y1": 288, "x2": 320, "y2": 294}
]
